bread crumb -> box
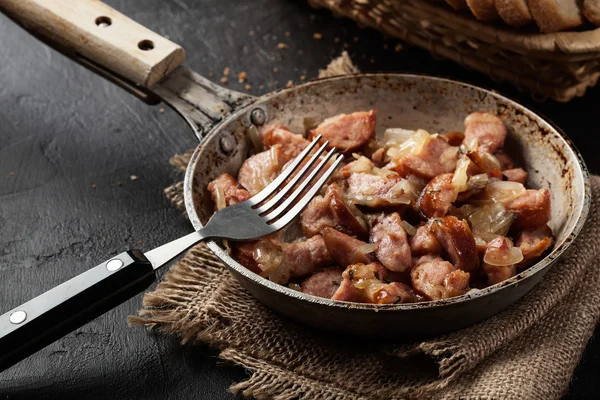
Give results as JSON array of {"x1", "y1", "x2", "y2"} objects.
[
  {"x1": 92, "y1": 184, "x2": 97, "y2": 189},
  {"x1": 223, "y1": 67, "x2": 230, "y2": 76},
  {"x1": 130, "y1": 175, "x2": 138, "y2": 181},
  {"x1": 313, "y1": 32, "x2": 323, "y2": 40},
  {"x1": 277, "y1": 43, "x2": 288, "y2": 49},
  {"x1": 286, "y1": 80, "x2": 293, "y2": 88},
  {"x1": 334, "y1": 37, "x2": 340, "y2": 43},
  {"x1": 116, "y1": 180, "x2": 122, "y2": 186},
  {"x1": 353, "y1": 36, "x2": 359, "y2": 42},
  {"x1": 259, "y1": 84, "x2": 265, "y2": 89},
  {"x1": 208, "y1": 72, "x2": 214, "y2": 77},
  {"x1": 273, "y1": 67, "x2": 279, "y2": 73},
  {"x1": 300, "y1": 75, "x2": 306, "y2": 80},
  {"x1": 284, "y1": 31, "x2": 290, "y2": 37},
  {"x1": 9, "y1": 172, "x2": 14, "y2": 176},
  {"x1": 220, "y1": 77, "x2": 228, "y2": 84},
  {"x1": 137, "y1": 239, "x2": 143, "y2": 245},
  {"x1": 395, "y1": 43, "x2": 403, "y2": 52},
  {"x1": 238, "y1": 71, "x2": 247, "y2": 83},
  {"x1": 159, "y1": 108, "x2": 165, "y2": 113},
  {"x1": 245, "y1": 84, "x2": 252, "y2": 90}
]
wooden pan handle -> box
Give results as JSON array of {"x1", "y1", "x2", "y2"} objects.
[{"x1": 0, "y1": 0, "x2": 186, "y2": 88}]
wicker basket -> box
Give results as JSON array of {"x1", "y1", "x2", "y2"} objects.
[{"x1": 309, "y1": 0, "x2": 600, "y2": 102}]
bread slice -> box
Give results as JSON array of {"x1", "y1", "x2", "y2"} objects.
[
  {"x1": 583, "y1": 0, "x2": 600, "y2": 25},
  {"x1": 446, "y1": 0, "x2": 468, "y2": 9},
  {"x1": 528, "y1": 0, "x2": 583, "y2": 32},
  {"x1": 495, "y1": 0, "x2": 533, "y2": 26},
  {"x1": 466, "y1": 0, "x2": 499, "y2": 20}
]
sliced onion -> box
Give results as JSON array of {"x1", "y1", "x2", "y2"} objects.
[
  {"x1": 455, "y1": 202, "x2": 516, "y2": 240},
  {"x1": 357, "y1": 243, "x2": 378, "y2": 254},
  {"x1": 482, "y1": 152, "x2": 501, "y2": 171},
  {"x1": 482, "y1": 181, "x2": 526, "y2": 203},
  {"x1": 288, "y1": 283, "x2": 302, "y2": 291},
  {"x1": 247, "y1": 126, "x2": 263, "y2": 152},
  {"x1": 383, "y1": 128, "x2": 417, "y2": 145},
  {"x1": 484, "y1": 245, "x2": 524, "y2": 266},
  {"x1": 451, "y1": 155, "x2": 470, "y2": 194},
  {"x1": 387, "y1": 180, "x2": 417, "y2": 204},
  {"x1": 401, "y1": 220, "x2": 417, "y2": 236},
  {"x1": 253, "y1": 241, "x2": 284, "y2": 273},
  {"x1": 386, "y1": 129, "x2": 431, "y2": 163},
  {"x1": 463, "y1": 136, "x2": 478, "y2": 151},
  {"x1": 347, "y1": 155, "x2": 374, "y2": 174},
  {"x1": 468, "y1": 174, "x2": 489, "y2": 190},
  {"x1": 214, "y1": 186, "x2": 227, "y2": 210}
]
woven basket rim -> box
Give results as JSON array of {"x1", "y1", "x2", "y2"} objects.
[{"x1": 402, "y1": 0, "x2": 600, "y2": 54}]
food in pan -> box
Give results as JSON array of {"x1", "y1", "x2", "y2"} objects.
[{"x1": 207, "y1": 110, "x2": 554, "y2": 304}]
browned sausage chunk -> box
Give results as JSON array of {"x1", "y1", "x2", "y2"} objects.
[
  {"x1": 410, "y1": 225, "x2": 442, "y2": 256},
  {"x1": 504, "y1": 188, "x2": 551, "y2": 230},
  {"x1": 301, "y1": 267, "x2": 344, "y2": 299},
  {"x1": 503, "y1": 168, "x2": 528, "y2": 184},
  {"x1": 207, "y1": 173, "x2": 251, "y2": 210},
  {"x1": 370, "y1": 213, "x2": 412, "y2": 272},
  {"x1": 332, "y1": 263, "x2": 415, "y2": 304},
  {"x1": 260, "y1": 124, "x2": 309, "y2": 158},
  {"x1": 416, "y1": 173, "x2": 455, "y2": 218},
  {"x1": 238, "y1": 145, "x2": 288, "y2": 194},
  {"x1": 322, "y1": 227, "x2": 375, "y2": 267},
  {"x1": 300, "y1": 194, "x2": 337, "y2": 237},
  {"x1": 397, "y1": 136, "x2": 459, "y2": 180},
  {"x1": 283, "y1": 235, "x2": 333, "y2": 278},
  {"x1": 430, "y1": 216, "x2": 480, "y2": 274},
  {"x1": 481, "y1": 237, "x2": 517, "y2": 285},
  {"x1": 410, "y1": 257, "x2": 470, "y2": 300},
  {"x1": 328, "y1": 183, "x2": 369, "y2": 236},
  {"x1": 309, "y1": 110, "x2": 376, "y2": 153},
  {"x1": 516, "y1": 225, "x2": 554, "y2": 269},
  {"x1": 464, "y1": 112, "x2": 507, "y2": 153}
]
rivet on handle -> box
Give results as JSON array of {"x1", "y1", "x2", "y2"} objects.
[{"x1": 9, "y1": 310, "x2": 27, "y2": 324}]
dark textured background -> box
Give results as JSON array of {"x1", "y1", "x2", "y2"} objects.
[{"x1": 0, "y1": 0, "x2": 598, "y2": 398}]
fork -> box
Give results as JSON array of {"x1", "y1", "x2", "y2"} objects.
[{"x1": 0, "y1": 135, "x2": 343, "y2": 372}]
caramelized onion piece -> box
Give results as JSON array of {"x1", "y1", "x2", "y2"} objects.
[{"x1": 483, "y1": 239, "x2": 524, "y2": 266}]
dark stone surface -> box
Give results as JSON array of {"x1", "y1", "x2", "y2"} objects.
[{"x1": 0, "y1": 0, "x2": 598, "y2": 398}]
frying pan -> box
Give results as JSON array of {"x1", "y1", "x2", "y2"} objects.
[{"x1": 0, "y1": 0, "x2": 590, "y2": 372}]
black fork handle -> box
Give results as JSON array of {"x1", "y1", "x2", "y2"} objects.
[{"x1": 0, "y1": 250, "x2": 155, "y2": 372}]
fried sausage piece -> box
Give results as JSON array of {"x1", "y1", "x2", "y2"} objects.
[
  {"x1": 504, "y1": 188, "x2": 551, "y2": 230},
  {"x1": 410, "y1": 225, "x2": 442, "y2": 256},
  {"x1": 332, "y1": 263, "x2": 416, "y2": 304},
  {"x1": 207, "y1": 173, "x2": 251, "y2": 210},
  {"x1": 370, "y1": 213, "x2": 412, "y2": 272},
  {"x1": 397, "y1": 136, "x2": 459, "y2": 180},
  {"x1": 322, "y1": 227, "x2": 375, "y2": 268},
  {"x1": 464, "y1": 112, "x2": 507, "y2": 153},
  {"x1": 410, "y1": 257, "x2": 470, "y2": 300},
  {"x1": 516, "y1": 225, "x2": 554, "y2": 269},
  {"x1": 301, "y1": 267, "x2": 344, "y2": 299},
  {"x1": 416, "y1": 173, "x2": 455, "y2": 218},
  {"x1": 238, "y1": 145, "x2": 288, "y2": 195},
  {"x1": 309, "y1": 110, "x2": 377, "y2": 153},
  {"x1": 481, "y1": 237, "x2": 517, "y2": 285},
  {"x1": 430, "y1": 216, "x2": 480, "y2": 274},
  {"x1": 260, "y1": 124, "x2": 309, "y2": 158}
]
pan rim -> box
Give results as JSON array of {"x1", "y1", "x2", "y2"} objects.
[{"x1": 183, "y1": 72, "x2": 591, "y2": 312}]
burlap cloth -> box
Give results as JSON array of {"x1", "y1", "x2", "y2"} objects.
[{"x1": 130, "y1": 55, "x2": 600, "y2": 399}]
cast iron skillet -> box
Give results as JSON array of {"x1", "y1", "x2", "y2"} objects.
[{"x1": 0, "y1": 0, "x2": 590, "y2": 371}]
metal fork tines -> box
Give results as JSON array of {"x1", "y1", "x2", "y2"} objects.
[{"x1": 203, "y1": 135, "x2": 343, "y2": 240}]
